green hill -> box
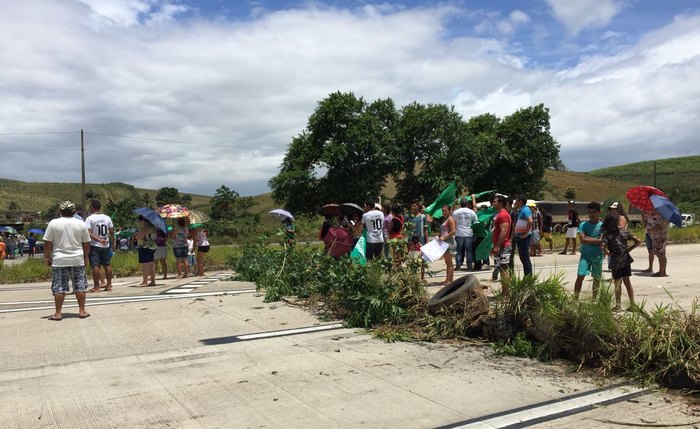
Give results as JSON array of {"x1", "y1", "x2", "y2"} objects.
[
  {"x1": 0, "y1": 179, "x2": 211, "y2": 213},
  {"x1": 589, "y1": 155, "x2": 700, "y2": 214}
]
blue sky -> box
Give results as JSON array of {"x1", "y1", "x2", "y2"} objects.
[{"x1": 1, "y1": 0, "x2": 699, "y2": 197}]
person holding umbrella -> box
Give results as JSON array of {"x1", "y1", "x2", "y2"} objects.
[
  {"x1": 134, "y1": 215, "x2": 158, "y2": 286},
  {"x1": 646, "y1": 209, "x2": 669, "y2": 277}
]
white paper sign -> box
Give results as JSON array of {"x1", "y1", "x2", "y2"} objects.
[{"x1": 420, "y1": 238, "x2": 449, "y2": 263}]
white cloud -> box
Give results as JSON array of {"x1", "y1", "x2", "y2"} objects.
[
  {"x1": 0, "y1": 1, "x2": 698, "y2": 196},
  {"x1": 545, "y1": 0, "x2": 623, "y2": 36}
]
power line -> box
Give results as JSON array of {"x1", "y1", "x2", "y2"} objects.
[
  {"x1": 0, "y1": 131, "x2": 78, "y2": 136},
  {"x1": 83, "y1": 131, "x2": 281, "y2": 152}
]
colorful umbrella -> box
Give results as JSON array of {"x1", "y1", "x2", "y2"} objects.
[
  {"x1": 626, "y1": 186, "x2": 668, "y2": 212},
  {"x1": 649, "y1": 194, "x2": 682, "y2": 227},
  {"x1": 318, "y1": 204, "x2": 342, "y2": 217},
  {"x1": 269, "y1": 209, "x2": 294, "y2": 221},
  {"x1": 158, "y1": 204, "x2": 191, "y2": 219},
  {"x1": 133, "y1": 207, "x2": 168, "y2": 233},
  {"x1": 188, "y1": 210, "x2": 210, "y2": 225},
  {"x1": 0, "y1": 226, "x2": 17, "y2": 234}
]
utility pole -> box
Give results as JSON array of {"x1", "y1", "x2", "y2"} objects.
[{"x1": 81, "y1": 129, "x2": 86, "y2": 219}]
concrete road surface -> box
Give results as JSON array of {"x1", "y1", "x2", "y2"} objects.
[{"x1": 1, "y1": 244, "x2": 699, "y2": 428}]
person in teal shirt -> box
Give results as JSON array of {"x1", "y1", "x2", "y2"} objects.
[{"x1": 574, "y1": 202, "x2": 604, "y2": 300}]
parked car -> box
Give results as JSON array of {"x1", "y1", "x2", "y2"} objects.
[
  {"x1": 671, "y1": 213, "x2": 696, "y2": 228},
  {"x1": 18, "y1": 235, "x2": 44, "y2": 253}
]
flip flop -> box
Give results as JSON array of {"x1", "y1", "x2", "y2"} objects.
[
  {"x1": 79, "y1": 313, "x2": 91, "y2": 319},
  {"x1": 47, "y1": 315, "x2": 62, "y2": 321}
]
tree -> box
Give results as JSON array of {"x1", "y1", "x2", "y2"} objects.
[
  {"x1": 180, "y1": 194, "x2": 192, "y2": 205},
  {"x1": 8, "y1": 201, "x2": 20, "y2": 221},
  {"x1": 155, "y1": 187, "x2": 181, "y2": 206},
  {"x1": 210, "y1": 185, "x2": 240, "y2": 220},
  {"x1": 565, "y1": 186, "x2": 577, "y2": 200},
  {"x1": 142, "y1": 192, "x2": 152, "y2": 207},
  {"x1": 105, "y1": 198, "x2": 138, "y2": 228},
  {"x1": 390, "y1": 103, "x2": 472, "y2": 206},
  {"x1": 269, "y1": 92, "x2": 396, "y2": 214},
  {"x1": 85, "y1": 190, "x2": 100, "y2": 201}
]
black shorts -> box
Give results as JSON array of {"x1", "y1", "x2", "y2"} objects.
[
  {"x1": 197, "y1": 245, "x2": 210, "y2": 253},
  {"x1": 138, "y1": 247, "x2": 155, "y2": 263},
  {"x1": 611, "y1": 264, "x2": 632, "y2": 280},
  {"x1": 365, "y1": 242, "x2": 383, "y2": 260},
  {"x1": 173, "y1": 246, "x2": 188, "y2": 258}
]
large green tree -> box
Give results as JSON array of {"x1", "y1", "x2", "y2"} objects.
[
  {"x1": 270, "y1": 92, "x2": 396, "y2": 214},
  {"x1": 210, "y1": 185, "x2": 240, "y2": 220}
]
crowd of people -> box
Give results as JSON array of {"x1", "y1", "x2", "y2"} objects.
[
  {"x1": 318, "y1": 192, "x2": 671, "y2": 312},
  {"x1": 35, "y1": 200, "x2": 211, "y2": 321}
]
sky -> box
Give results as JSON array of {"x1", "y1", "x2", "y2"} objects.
[{"x1": 1, "y1": 0, "x2": 699, "y2": 197}]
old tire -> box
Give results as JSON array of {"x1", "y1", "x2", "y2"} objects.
[
  {"x1": 429, "y1": 275, "x2": 482, "y2": 313},
  {"x1": 553, "y1": 224, "x2": 563, "y2": 234}
]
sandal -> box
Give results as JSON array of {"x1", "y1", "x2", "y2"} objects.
[{"x1": 47, "y1": 315, "x2": 62, "y2": 321}]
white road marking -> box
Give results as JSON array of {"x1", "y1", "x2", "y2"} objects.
[
  {"x1": 450, "y1": 385, "x2": 647, "y2": 428},
  {"x1": 0, "y1": 289, "x2": 256, "y2": 313}
]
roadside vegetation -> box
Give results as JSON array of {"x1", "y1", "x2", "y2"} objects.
[
  {"x1": 0, "y1": 246, "x2": 239, "y2": 284},
  {"x1": 231, "y1": 240, "x2": 700, "y2": 390}
]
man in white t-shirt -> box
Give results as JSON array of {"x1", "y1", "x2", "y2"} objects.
[
  {"x1": 362, "y1": 200, "x2": 385, "y2": 260},
  {"x1": 452, "y1": 197, "x2": 478, "y2": 271},
  {"x1": 84, "y1": 200, "x2": 116, "y2": 292},
  {"x1": 43, "y1": 201, "x2": 91, "y2": 320}
]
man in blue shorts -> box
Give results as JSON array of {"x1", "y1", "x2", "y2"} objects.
[
  {"x1": 43, "y1": 201, "x2": 91, "y2": 320},
  {"x1": 573, "y1": 202, "x2": 604, "y2": 300}
]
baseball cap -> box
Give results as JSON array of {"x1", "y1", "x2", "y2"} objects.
[
  {"x1": 59, "y1": 201, "x2": 76, "y2": 211},
  {"x1": 609, "y1": 202, "x2": 620, "y2": 209}
]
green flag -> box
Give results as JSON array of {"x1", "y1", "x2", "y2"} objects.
[
  {"x1": 475, "y1": 230, "x2": 493, "y2": 261},
  {"x1": 460, "y1": 189, "x2": 496, "y2": 203},
  {"x1": 424, "y1": 181, "x2": 457, "y2": 218},
  {"x1": 350, "y1": 230, "x2": 367, "y2": 265}
]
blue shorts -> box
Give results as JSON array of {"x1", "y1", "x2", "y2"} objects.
[
  {"x1": 173, "y1": 246, "x2": 188, "y2": 258},
  {"x1": 578, "y1": 253, "x2": 603, "y2": 279},
  {"x1": 645, "y1": 233, "x2": 653, "y2": 250},
  {"x1": 138, "y1": 247, "x2": 155, "y2": 263},
  {"x1": 89, "y1": 246, "x2": 112, "y2": 267},
  {"x1": 51, "y1": 266, "x2": 88, "y2": 295}
]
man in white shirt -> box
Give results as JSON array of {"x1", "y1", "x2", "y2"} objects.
[
  {"x1": 43, "y1": 201, "x2": 91, "y2": 320},
  {"x1": 362, "y1": 200, "x2": 385, "y2": 260},
  {"x1": 84, "y1": 200, "x2": 116, "y2": 292},
  {"x1": 452, "y1": 197, "x2": 478, "y2": 271}
]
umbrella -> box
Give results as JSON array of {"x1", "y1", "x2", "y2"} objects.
[
  {"x1": 269, "y1": 209, "x2": 294, "y2": 221},
  {"x1": 28, "y1": 228, "x2": 44, "y2": 234},
  {"x1": 188, "y1": 210, "x2": 210, "y2": 225},
  {"x1": 626, "y1": 186, "x2": 668, "y2": 212},
  {"x1": 340, "y1": 203, "x2": 363, "y2": 218},
  {"x1": 318, "y1": 204, "x2": 342, "y2": 217},
  {"x1": 323, "y1": 226, "x2": 354, "y2": 257},
  {"x1": 0, "y1": 226, "x2": 17, "y2": 234},
  {"x1": 158, "y1": 204, "x2": 191, "y2": 219},
  {"x1": 649, "y1": 194, "x2": 682, "y2": 227},
  {"x1": 133, "y1": 207, "x2": 168, "y2": 233}
]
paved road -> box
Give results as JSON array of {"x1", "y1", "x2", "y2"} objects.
[{"x1": 1, "y1": 244, "x2": 699, "y2": 428}]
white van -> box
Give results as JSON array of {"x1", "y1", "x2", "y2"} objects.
[{"x1": 681, "y1": 214, "x2": 695, "y2": 227}]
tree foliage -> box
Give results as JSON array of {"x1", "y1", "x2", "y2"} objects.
[
  {"x1": 154, "y1": 187, "x2": 190, "y2": 206},
  {"x1": 210, "y1": 185, "x2": 240, "y2": 220},
  {"x1": 270, "y1": 92, "x2": 561, "y2": 214}
]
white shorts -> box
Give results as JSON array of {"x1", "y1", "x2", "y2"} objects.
[
  {"x1": 565, "y1": 226, "x2": 577, "y2": 239},
  {"x1": 154, "y1": 246, "x2": 167, "y2": 260}
]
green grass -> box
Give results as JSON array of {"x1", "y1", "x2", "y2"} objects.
[{"x1": 0, "y1": 246, "x2": 240, "y2": 284}]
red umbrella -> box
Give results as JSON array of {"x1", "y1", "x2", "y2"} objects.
[
  {"x1": 323, "y1": 227, "x2": 353, "y2": 258},
  {"x1": 625, "y1": 186, "x2": 668, "y2": 212}
]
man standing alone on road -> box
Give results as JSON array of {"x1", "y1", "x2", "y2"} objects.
[
  {"x1": 85, "y1": 200, "x2": 116, "y2": 292},
  {"x1": 43, "y1": 201, "x2": 91, "y2": 320}
]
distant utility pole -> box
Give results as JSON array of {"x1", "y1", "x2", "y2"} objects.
[{"x1": 81, "y1": 129, "x2": 86, "y2": 219}]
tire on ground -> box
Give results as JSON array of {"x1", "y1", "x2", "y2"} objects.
[
  {"x1": 553, "y1": 224, "x2": 563, "y2": 234},
  {"x1": 428, "y1": 275, "x2": 482, "y2": 314}
]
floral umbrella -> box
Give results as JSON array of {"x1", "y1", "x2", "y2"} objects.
[
  {"x1": 625, "y1": 186, "x2": 668, "y2": 212},
  {"x1": 158, "y1": 204, "x2": 191, "y2": 219},
  {"x1": 188, "y1": 210, "x2": 210, "y2": 227}
]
